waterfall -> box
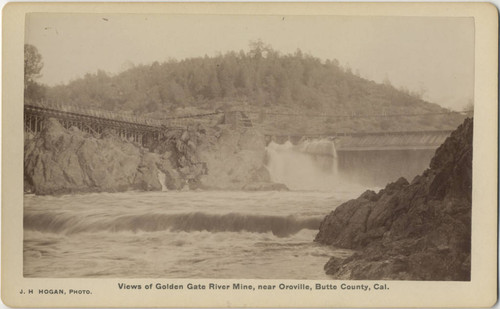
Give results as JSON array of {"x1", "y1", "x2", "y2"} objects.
[
  {"x1": 265, "y1": 137, "x2": 437, "y2": 190},
  {"x1": 24, "y1": 211, "x2": 323, "y2": 237},
  {"x1": 157, "y1": 170, "x2": 168, "y2": 191},
  {"x1": 265, "y1": 139, "x2": 342, "y2": 191}
]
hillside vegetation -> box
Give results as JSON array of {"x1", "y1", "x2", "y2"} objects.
[{"x1": 36, "y1": 42, "x2": 466, "y2": 133}]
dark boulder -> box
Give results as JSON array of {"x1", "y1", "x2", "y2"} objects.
[{"x1": 315, "y1": 118, "x2": 473, "y2": 281}]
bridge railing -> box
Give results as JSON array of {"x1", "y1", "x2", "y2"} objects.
[{"x1": 26, "y1": 101, "x2": 166, "y2": 128}]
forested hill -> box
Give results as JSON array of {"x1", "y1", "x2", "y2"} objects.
[{"x1": 42, "y1": 44, "x2": 466, "y2": 132}]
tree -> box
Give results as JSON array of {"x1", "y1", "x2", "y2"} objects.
[
  {"x1": 248, "y1": 39, "x2": 272, "y2": 59},
  {"x1": 24, "y1": 44, "x2": 45, "y2": 102},
  {"x1": 24, "y1": 44, "x2": 43, "y2": 88}
]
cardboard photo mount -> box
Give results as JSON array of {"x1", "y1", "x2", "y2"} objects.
[{"x1": 2, "y1": 2, "x2": 498, "y2": 308}]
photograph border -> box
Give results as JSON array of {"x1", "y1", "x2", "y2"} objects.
[{"x1": 3, "y1": 2, "x2": 498, "y2": 307}]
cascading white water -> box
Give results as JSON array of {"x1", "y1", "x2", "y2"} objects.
[
  {"x1": 265, "y1": 139, "x2": 343, "y2": 191},
  {"x1": 24, "y1": 191, "x2": 353, "y2": 279},
  {"x1": 299, "y1": 139, "x2": 338, "y2": 158},
  {"x1": 157, "y1": 170, "x2": 168, "y2": 191}
]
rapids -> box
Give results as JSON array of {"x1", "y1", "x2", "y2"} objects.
[
  {"x1": 23, "y1": 191, "x2": 357, "y2": 278},
  {"x1": 24, "y1": 137, "x2": 428, "y2": 279}
]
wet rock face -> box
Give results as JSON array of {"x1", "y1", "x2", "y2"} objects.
[
  {"x1": 24, "y1": 118, "x2": 285, "y2": 194},
  {"x1": 24, "y1": 118, "x2": 165, "y2": 194},
  {"x1": 315, "y1": 118, "x2": 473, "y2": 281},
  {"x1": 195, "y1": 125, "x2": 285, "y2": 190}
]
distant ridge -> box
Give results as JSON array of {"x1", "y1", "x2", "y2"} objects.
[{"x1": 42, "y1": 43, "x2": 467, "y2": 132}]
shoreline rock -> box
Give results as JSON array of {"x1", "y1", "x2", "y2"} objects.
[
  {"x1": 24, "y1": 118, "x2": 287, "y2": 195},
  {"x1": 315, "y1": 118, "x2": 473, "y2": 281}
]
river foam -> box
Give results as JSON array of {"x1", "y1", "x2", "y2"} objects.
[
  {"x1": 24, "y1": 191, "x2": 357, "y2": 278},
  {"x1": 25, "y1": 211, "x2": 322, "y2": 237}
]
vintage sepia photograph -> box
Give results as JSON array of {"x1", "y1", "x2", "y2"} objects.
[
  {"x1": 22, "y1": 13, "x2": 475, "y2": 281},
  {"x1": 3, "y1": 2, "x2": 498, "y2": 307}
]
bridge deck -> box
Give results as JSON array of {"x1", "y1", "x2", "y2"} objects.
[
  {"x1": 24, "y1": 102, "x2": 179, "y2": 145},
  {"x1": 25, "y1": 102, "x2": 165, "y2": 129}
]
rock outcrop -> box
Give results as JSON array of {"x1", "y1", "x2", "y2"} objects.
[
  {"x1": 315, "y1": 118, "x2": 473, "y2": 281},
  {"x1": 24, "y1": 118, "x2": 284, "y2": 195},
  {"x1": 196, "y1": 125, "x2": 283, "y2": 190},
  {"x1": 25, "y1": 119, "x2": 176, "y2": 194}
]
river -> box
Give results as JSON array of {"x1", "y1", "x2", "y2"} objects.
[
  {"x1": 24, "y1": 190, "x2": 361, "y2": 278},
  {"x1": 24, "y1": 139, "x2": 378, "y2": 278}
]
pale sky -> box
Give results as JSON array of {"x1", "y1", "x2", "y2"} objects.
[{"x1": 25, "y1": 14, "x2": 474, "y2": 111}]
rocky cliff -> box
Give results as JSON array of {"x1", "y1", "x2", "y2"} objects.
[
  {"x1": 315, "y1": 118, "x2": 473, "y2": 280},
  {"x1": 196, "y1": 125, "x2": 286, "y2": 191},
  {"x1": 24, "y1": 118, "x2": 284, "y2": 195}
]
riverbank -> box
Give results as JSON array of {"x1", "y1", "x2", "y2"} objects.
[
  {"x1": 315, "y1": 118, "x2": 472, "y2": 280},
  {"x1": 24, "y1": 118, "x2": 286, "y2": 195}
]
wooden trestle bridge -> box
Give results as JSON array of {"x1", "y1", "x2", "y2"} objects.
[
  {"x1": 24, "y1": 102, "x2": 460, "y2": 151},
  {"x1": 24, "y1": 102, "x2": 189, "y2": 146}
]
